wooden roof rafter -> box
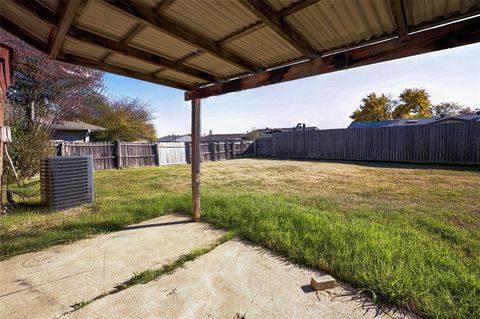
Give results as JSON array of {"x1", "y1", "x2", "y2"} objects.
[
  {"x1": 102, "y1": 0, "x2": 262, "y2": 73},
  {"x1": 67, "y1": 27, "x2": 217, "y2": 82},
  {"x1": 216, "y1": 21, "x2": 265, "y2": 47},
  {"x1": 121, "y1": 24, "x2": 146, "y2": 45},
  {"x1": 10, "y1": 0, "x2": 59, "y2": 27},
  {"x1": 175, "y1": 50, "x2": 202, "y2": 65},
  {"x1": 389, "y1": 0, "x2": 408, "y2": 38},
  {"x1": 9, "y1": 0, "x2": 218, "y2": 83},
  {"x1": 239, "y1": 0, "x2": 319, "y2": 58},
  {"x1": 49, "y1": 0, "x2": 85, "y2": 59},
  {"x1": 0, "y1": 14, "x2": 49, "y2": 52},
  {"x1": 185, "y1": 16, "x2": 480, "y2": 100},
  {"x1": 155, "y1": 0, "x2": 176, "y2": 15},
  {"x1": 57, "y1": 53, "x2": 193, "y2": 90},
  {"x1": 2, "y1": 0, "x2": 479, "y2": 96},
  {"x1": 279, "y1": 0, "x2": 323, "y2": 18}
]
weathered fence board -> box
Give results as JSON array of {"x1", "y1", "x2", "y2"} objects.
[
  {"x1": 258, "y1": 122, "x2": 480, "y2": 165},
  {"x1": 53, "y1": 141, "x2": 253, "y2": 170},
  {"x1": 255, "y1": 137, "x2": 272, "y2": 156}
]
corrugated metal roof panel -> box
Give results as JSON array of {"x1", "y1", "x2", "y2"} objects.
[
  {"x1": 264, "y1": 0, "x2": 300, "y2": 11},
  {"x1": 163, "y1": 0, "x2": 259, "y2": 41},
  {"x1": 2, "y1": 0, "x2": 52, "y2": 42},
  {"x1": 106, "y1": 53, "x2": 161, "y2": 73},
  {"x1": 38, "y1": 0, "x2": 59, "y2": 10},
  {"x1": 405, "y1": 0, "x2": 480, "y2": 27},
  {"x1": 77, "y1": 0, "x2": 138, "y2": 41},
  {"x1": 286, "y1": 0, "x2": 396, "y2": 51},
  {"x1": 63, "y1": 38, "x2": 109, "y2": 60},
  {"x1": 128, "y1": 26, "x2": 196, "y2": 61},
  {"x1": 224, "y1": 26, "x2": 302, "y2": 68},
  {"x1": 156, "y1": 69, "x2": 206, "y2": 86},
  {"x1": 185, "y1": 53, "x2": 248, "y2": 78}
]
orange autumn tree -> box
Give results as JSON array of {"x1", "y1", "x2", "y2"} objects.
[{"x1": 392, "y1": 88, "x2": 432, "y2": 119}]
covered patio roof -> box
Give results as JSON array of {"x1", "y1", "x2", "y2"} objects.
[{"x1": 1, "y1": 0, "x2": 479, "y2": 100}]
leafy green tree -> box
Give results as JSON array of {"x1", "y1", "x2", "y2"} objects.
[
  {"x1": 1, "y1": 30, "x2": 103, "y2": 181},
  {"x1": 432, "y1": 102, "x2": 463, "y2": 116},
  {"x1": 392, "y1": 88, "x2": 432, "y2": 119},
  {"x1": 458, "y1": 106, "x2": 480, "y2": 115},
  {"x1": 80, "y1": 95, "x2": 157, "y2": 141},
  {"x1": 350, "y1": 93, "x2": 393, "y2": 121},
  {"x1": 246, "y1": 128, "x2": 262, "y2": 140}
]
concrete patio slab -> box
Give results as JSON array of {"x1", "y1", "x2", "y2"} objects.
[
  {"x1": 0, "y1": 214, "x2": 225, "y2": 319},
  {"x1": 65, "y1": 240, "x2": 413, "y2": 319}
]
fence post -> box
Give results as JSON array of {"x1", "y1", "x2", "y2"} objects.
[
  {"x1": 115, "y1": 140, "x2": 122, "y2": 169},
  {"x1": 155, "y1": 143, "x2": 161, "y2": 166},
  {"x1": 209, "y1": 142, "x2": 215, "y2": 161},
  {"x1": 59, "y1": 141, "x2": 66, "y2": 156}
]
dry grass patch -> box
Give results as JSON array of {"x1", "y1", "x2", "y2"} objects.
[{"x1": 1, "y1": 159, "x2": 479, "y2": 318}]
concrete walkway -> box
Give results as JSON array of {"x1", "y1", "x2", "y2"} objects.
[
  {"x1": 1, "y1": 214, "x2": 413, "y2": 319},
  {"x1": 64, "y1": 240, "x2": 412, "y2": 319},
  {"x1": 0, "y1": 214, "x2": 225, "y2": 319}
]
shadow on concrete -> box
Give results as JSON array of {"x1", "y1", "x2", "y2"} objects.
[
  {"x1": 301, "y1": 285, "x2": 316, "y2": 293},
  {"x1": 122, "y1": 220, "x2": 193, "y2": 231}
]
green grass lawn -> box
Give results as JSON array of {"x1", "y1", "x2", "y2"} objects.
[{"x1": 1, "y1": 159, "x2": 479, "y2": 318}]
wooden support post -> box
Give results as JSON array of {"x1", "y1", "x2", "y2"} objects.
[
  {"x1": 155, "y1": 143, "x2": 161, "y2": 166},
  {"x1": 116, "y1": 140, "x2": 122, "y2": 169},
  {"x1": 191, "y1": 99, "x2": 201, "y2": 221}
]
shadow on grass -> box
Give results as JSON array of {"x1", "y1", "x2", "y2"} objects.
[{"x1": 253, "y1": 156, "x2": 480, "y2": 172}]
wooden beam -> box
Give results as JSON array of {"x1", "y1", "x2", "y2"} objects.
[
  {"x1": 122, "y1": 24, "x2": 146, "y2": 44},
  {"x1": 191, "y1": 99, "x2": 201, "y2": 221},
  {"x1": 185, "y1": 16, "x2": 480, "y2": 100},
  {"x1": 49, "y1": 0, "x2": 84, "y2": 58},
  {"x1": 100, "y1": 51, "x2": 113, "y2": 63},
  {"x1": 280, "y1": 0, "x2": 322, "y2": 17},
  {"x1": 68, "y1": 27, "x2": 217, "y2": 82},
  {"x1": 216, "y1": 21, "x2": 265, "y2": 46},
  {"x1": 155, "y1": 0, "x2": 175, "y2": 15},
  {"x1": 390, "y1": 0, "x2": 408, "y2": 37},
  {"x1": 11, "y1": 0, "x2": 59, "y2": 26},
  {"x1": 176, "y1": 50, "x2": 202, "y2": 65},
  {"x1": 57, "y1": 53, "x2": 193, "y2": 90},
  {"x1": 239, "y1": 0, "x2": 318, "y2": 58},
  {"x1": 103, "y1": 0, "x2": 261, "y2": 72},
  {"x1": 0, "y1": 15, "x2": 49, "y2": 52}
]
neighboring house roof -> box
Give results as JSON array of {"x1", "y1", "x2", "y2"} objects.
[
  {"x1": 201, "y1": 133, "x2": 247, "y2": 142},
  {"x1": 54, "y1": 119, "x2": 106, "y2": 132},
  {"x1": 158, "y1": 134, "x2": 191, "y2": 142},
  {"x1": 428, "y1": 114, "x2": 480, "y2": 124},
  {"x1": 261, "y1": 126, "x2": 318, "y2": 134},
  {"x1": 348, "y1": 120, "x2": 396, "y2": 128},
  {"x1": 348, "y1": 115, "x2": 480, "y2": 128},
  {"x1": 393, "y1": 117, "x2": 439, "y2": 126}
]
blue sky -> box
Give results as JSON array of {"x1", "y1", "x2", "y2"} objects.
[{"x1": 104, "y1": 43, "x2": 480, "y2": 137}]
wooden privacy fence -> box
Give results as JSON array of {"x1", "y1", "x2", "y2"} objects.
[
  {"x1": 257, "y1": 122, "x2": 480, "y2": 165},
  {"x1": 193, "y1": 141, "x2": 254, "y2": 162},
  {"x1": 53, "y1": 141, "x2": 254, "y2": 170}
]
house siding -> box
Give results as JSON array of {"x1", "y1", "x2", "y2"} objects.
[{"x1": 52, "y1": 130, "x2": 88, "y2": 142}]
